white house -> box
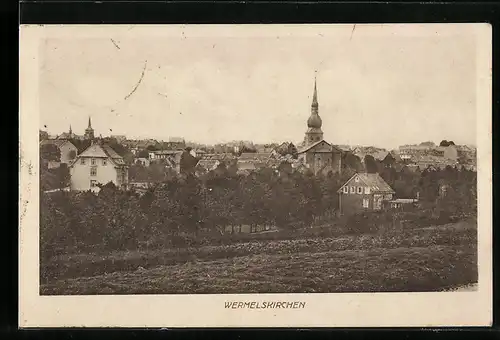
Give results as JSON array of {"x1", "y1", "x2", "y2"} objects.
[
  {"x1": 69, "y1": 142, "x2": 129, "y2": 192},
  {"x1": 40, "y1": 139, "x2": 78, "y2": 169}
]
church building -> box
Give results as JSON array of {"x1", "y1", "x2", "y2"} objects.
[
  {"x1": 57, "y1": 116, "x2": 95, "y2": 141},
  {"x1": 297, "y1": 76, "x2": 342, "y2": 175},
  {"x1": 84, "y1": 116, "x2": 95, "y2": 140}
]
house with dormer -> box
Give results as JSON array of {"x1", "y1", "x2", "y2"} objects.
[
  {"x1": 337, "y1": 172, "x2": 395, "y2": 215},
  {"x1": 69, "y1": 142, "x2": 129, "y2": 192}
]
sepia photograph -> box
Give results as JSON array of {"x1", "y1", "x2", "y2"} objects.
[{"x1": 19, "y1": 23, "x2": 492, "y2": 327}]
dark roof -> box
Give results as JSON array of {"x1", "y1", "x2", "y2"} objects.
[{"x1": 101, "y1": 144, "x2": 123, "y2": 160}]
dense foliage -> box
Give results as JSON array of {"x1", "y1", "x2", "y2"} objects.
[
  {"x1": 40, "y1": 164, "x2": 477, "y2": 260},
  {"x1": 39, "y1": 144, "x2": 71, "y2": 191}
]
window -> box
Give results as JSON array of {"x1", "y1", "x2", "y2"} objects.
[
  {"x1": 81, "y1": 158, "x2": 86, "y2": 165},
  {"x1": 90, "y1": 180, "x2": 97, "y2": 187},
  {"x1": 363, "y1": 198, "x2": 369, "y2": 208},
  {"x1": 357, "y1": 187, "x2": 363, "y2": 194},
  {"x1": 365, "y1": 187, "x2": 371, "y2": 195},
  {"x1": 385, "y1": 194, "x2": 393, "y2": 200},
  {"x1": 102, "y1": 159, "x2": 107, "y2": 166},
  {"x1": 90, "y1": 167, "x2": 97, "y2": 176},
  {"x1": 350, "y1": 186, "x2": 355, "y2": 194},
  {"x1": 343, "y1": 186, "x2": 348, "y2": 194},
  {"x1": 354, "y1": 176, "x2": 359, "y2": 182},
  {"x1": 91, "y1": 158, "x2": 96, "y2": 165}
]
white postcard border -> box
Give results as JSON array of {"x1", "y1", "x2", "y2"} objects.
[{"x1": 19, "y1": 24, "x2": 492, "y2": 328}]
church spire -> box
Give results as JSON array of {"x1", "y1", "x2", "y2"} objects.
[
  {"x1": 312, "y1": 72, "x2": 318, "y2": 109},
  {"x1": 304, "y1": 73, "x2": 323, "y2": 146},
  {"x1": 69, "y1": 124, "x2": 72, "y2": 134},
  {"x1": 88, "y1": 116, "x2": 92, "y2": 129}
]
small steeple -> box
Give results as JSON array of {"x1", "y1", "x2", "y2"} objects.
[
  {"x1": 88, "y1": 116, "x2": 92, "y2": 129},
  {"x1": 69, "y1": 124, "x2": 72, "y2": 134}
]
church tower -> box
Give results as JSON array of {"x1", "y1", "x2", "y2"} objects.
[
  {"x1": 304, "y1": 75, "x2": 324, "y2": 146},
  {"x1": 84, "y1": 116, "x2": 95, "y2": 140}
]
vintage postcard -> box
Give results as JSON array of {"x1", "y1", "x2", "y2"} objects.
[{"x1": 19, "y1": 24, "x2": 492, "y2": 327}]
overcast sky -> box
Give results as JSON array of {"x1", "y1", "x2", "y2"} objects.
[{"x1": 39, "y1": 24, "x2": 478, "y2": 149}]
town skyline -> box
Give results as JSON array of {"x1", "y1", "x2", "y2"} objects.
[
  {"x1": 41, "y1": 121, "x2": 476, "y2": 151},
  {"x1": 40, "y1": 25, "x2": 477, "y2": 149}
]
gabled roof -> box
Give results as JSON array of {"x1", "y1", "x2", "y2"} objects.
[
  {"x1": 298, "y1": 139, "x2": 343, "y2": 154},
  {"x1": 337, "y1": 172, "x2": 395, "y2": 194},
  {"x1": 78, "y1": 144, "x2": 109, "y2": 158},
  {"x1": 40, "y1": 139, "x2": 76, "y2": 149},
  {"x1": 70, "y1": 143, "x2": 126, "y2": 167},
  {"x1": 298, "y1": 139, "x2": 330, "y2": 153}
]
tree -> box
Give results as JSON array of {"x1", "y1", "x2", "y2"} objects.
[
  {"x1": 39, "y1": 130, "x2": 49, "y2": 141},
  {"x1": 57, "y1": 164, "x2": 71, "y2": 188},
  {"x1": 287, "y1": 143, "x2": 298, "y2": 159},
  {"x1": 342, "y1": 152, "x2": 363, "y2": 172},
  {"x1": 440, "y1": 140, "x2": 455, "y2": 147},
  {"x1": 137, "y1": 149, "x2": 150, "y2": 158},
  {"x1": 364, "y1": 155, "x2": 378, "y2": 173},
  {"x1": 40, "y1": 144, "x2": 61, "y2": 162},
  {"x1": 180, "y1": 150, "x2": 198, "y2": 175}
]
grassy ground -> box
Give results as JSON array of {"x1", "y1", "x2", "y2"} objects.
[{"x1": 40, "y1": 219, "x2": 477, "y2": 294}]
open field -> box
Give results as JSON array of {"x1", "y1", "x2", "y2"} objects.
[{"x1": 40, "y1": 219, "x2": 477, "y2": 294}]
